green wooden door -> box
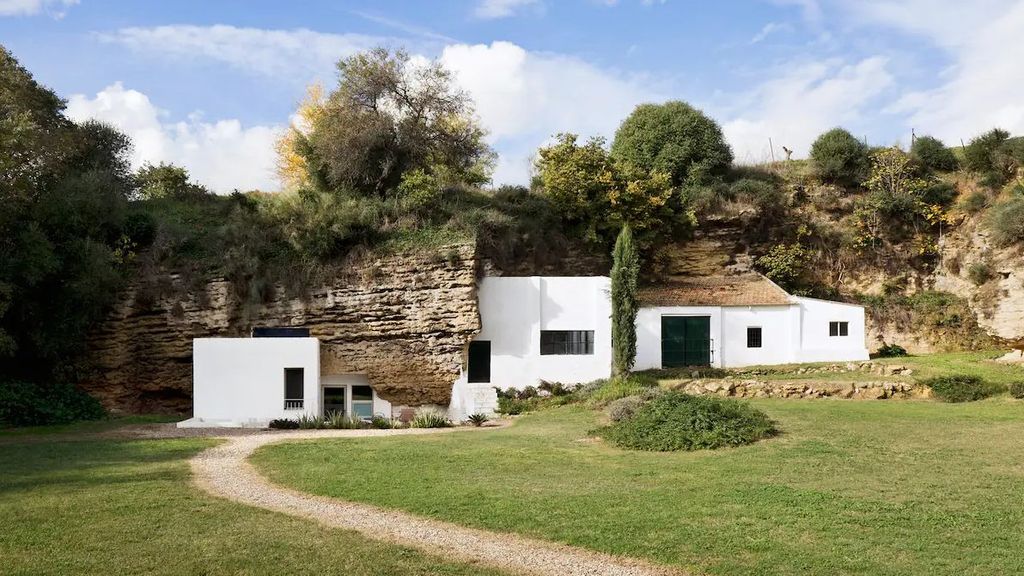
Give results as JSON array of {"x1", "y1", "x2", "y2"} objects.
[{"x1": 661, "y1": 316, "x2": 711, "y2": 367}]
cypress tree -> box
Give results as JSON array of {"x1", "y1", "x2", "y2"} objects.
[{"x1": 611, "y1": 224, "x2": 639, "y2": 377}]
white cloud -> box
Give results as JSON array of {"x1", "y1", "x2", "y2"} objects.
[
  {"x1": 100, "y1": 25, "x2": 393, "y2": 82},
  {"x1": 66, "y1": 82, "x2": 281, "y2": 192},
  {"x1": 750, "y1": 22, "x2": 791, "y2": 44},
  {"x1": 839, "y1": 0, "x2": 1024, "y2": 143},
  {"x1": 0, "y1": 0, "x2": 77, "y2": 17},
  {"x1": 473, "y1": 0, "x2": 542, "y2": 20},
  {"x1": 440, "y1": 41, "x2": 661, "y2": 184},
  {"x1": 719, "y1": 56, "x2": 893, "y2": 163}
]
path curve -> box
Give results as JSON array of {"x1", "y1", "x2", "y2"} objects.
[{"x1": 191, "y1": 426, "x2": 684, "y2": 576}]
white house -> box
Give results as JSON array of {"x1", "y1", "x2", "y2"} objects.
[{"x1": 182, "y1": 274, "x2": 868, "y2": 427}]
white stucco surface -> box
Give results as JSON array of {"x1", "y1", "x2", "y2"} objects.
[
  {"x1": 182, "y1": 337, "x2": 320, "y2": 428},
  {"x1": 321, "y1": 373, "x2": 392, "y2": 418},
  {"x1": 448, "y1": 276, "x2": 612, "y2": 420},
  {"x1": 635, "y1": 299, "x2": 869, "y2": 370}
]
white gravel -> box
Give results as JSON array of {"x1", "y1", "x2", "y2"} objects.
[{"x1": 191, "y1": 427, "x2": 684, "y2": 576}]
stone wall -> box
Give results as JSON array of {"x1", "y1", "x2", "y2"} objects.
[
  {"x1": 80, "y1": 244, "x2": 480, "y2": 414},
  {"x1": 667, "y1": 378, "x2": 920, "y2": 400}
]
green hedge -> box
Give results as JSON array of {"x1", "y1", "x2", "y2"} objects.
[{"x1": 924, "y1": 375, "x2": 1003, "y2": 403}]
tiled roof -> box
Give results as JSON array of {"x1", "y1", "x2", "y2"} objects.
[{"x1": 638, "y1": 274, "x2": 793, "y2": 307}]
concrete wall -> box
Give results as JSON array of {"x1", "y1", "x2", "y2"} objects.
[
  {"x1": 448, "y1": 276, "x2": 612, "y2": 420},
  {"x1": 187, "y1": 337, "x2": 319, "y2": 427},
  {"x1": 721, "y1": 305, "x2": 797, "y2": 367},
  {"x1": 636, "y1": 306, "x2": 724, "y2": 369}
]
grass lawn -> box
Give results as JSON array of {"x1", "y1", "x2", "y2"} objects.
[
  {"x1": 254, "y1": 399, "x2": 1024, "y2": 576},
  {"x1": 0, "y1": 414, "x2": 179, "y2": 438},
  {"x1": 0, "y1": 432, "x2": 504, "y2": 575}
]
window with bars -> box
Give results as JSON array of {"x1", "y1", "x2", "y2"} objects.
[
  {"x1": 829, "y1": 321, "x2": 849, "y2": 337},
  {"x1": 746, "y1": 327, "x2": 762, "y2": 348},
  {"x1": 540, "y1": 330, "x2": 594, "y2": 355},
  {"x1": 284, "y1": 367, "x2": 304, "y2": 409}
]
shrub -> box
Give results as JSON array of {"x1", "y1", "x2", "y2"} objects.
[
  {"x1": 607, "y1": 395, "x2": 643, "y2": 422},
  {"x1": 966, "y1": 261, "x2": 995, "y2": 285},
  {"x1": 920, "y1": 181, "x2": 957, "y2": 206},
  {"x1": 268, "y1": 418, "x2": 299, "y2": 430},
  {"x1": 1009, "y1": 382, "x2": 1024, "y2": 399},
  {"x1": 911, "y1": 135, "x2": 959, "y2": 172},
  {"x1": 410, "y1": 409, "x2": 452, "y2": 428},
  {"x1": 466, "y1": 413, "x2": 489, "y2": 426},
  {"x1": 924, "y1": 375, "x2": 1002, "y2": 402},
  {"x1": 809, "y1": 128, "x2": 869, "y2": 185},
  {"x1": 369, "y1": 415, "x2": 395, "y2": 429},
  {"x1": 963, "y1": 128, "x2": 1010, "y2": 176},
  {"x1": 0, "y1": 381, "x2": 105, "y2": 427},
  {"x1": 597, "y1": 392, "x2": 777, "y2": 451},
  {"x1": 324, "y1": 411, "x2": 365, "y2": 429},
  {"x1": 538, "y1": 381, "x2": 573, "y2": 396},
  {"x1": 584, "y1": 374, "x2": 659, "y2": 407},
  {"x1": 875, "y1": 343, "x2": 909, "y2": 358},
  {"x1": 496, "y1": 397, "x2": 537, "y2": 415},
  {"x1": 962, "y1": 191, "x2": 988, "y2": 214},
  {"x1": 988, "y1": 197, "x2": 1024, "y2": 246}
]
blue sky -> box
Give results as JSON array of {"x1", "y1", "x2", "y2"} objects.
[{"x1": 2, "y1": 0, "x2": 1023, "y2": 191}]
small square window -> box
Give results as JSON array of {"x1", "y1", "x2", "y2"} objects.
[
  {"x1": 746, "y1": 327, "x2": 762, "y2": 348},
  {"x1": 829, "y1": 321, "x2": 849, "y2": 337}
]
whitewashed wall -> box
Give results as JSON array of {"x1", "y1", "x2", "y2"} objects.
[
  {"x1": 184, "y1": 337, "x2": 319, "y2": 427},
  {"x1": 449, "y1": 276, "x2": 612, "y2": 420},
  {"x1": 793, "y1": 296, "x2": 869, "y2": 363},
  {"x1": 636, "y1": 300, "x2": 869, "y2": 370},
  {"x1": 635, "y1": 306, "x2": 724, "y2": 369},
  {"x1": 321, "y1": 373, "x2": 392, "y2": 418}
]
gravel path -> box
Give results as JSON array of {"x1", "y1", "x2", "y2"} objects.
[{"x1": 191, "y1": 427, "x2": 684, "y2": 576}]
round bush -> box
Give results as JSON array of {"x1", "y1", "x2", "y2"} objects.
[
  {"x1": 1008, "y1": 382, "x2": 1024, "y2": 399},
  {"x1": 924, "y1": 375, "x2": 1002, "y2": 403},
  {"x1": 810, "y1": 128, "x2": 869, "y2": 185},
  {"x1": 611, "y1": 101, "x2": 733, "y2": 186},
  {"x1": 988, "y1": 197, "x2": 1024, "y2": 247},
  {"x1": 911, "y1": 135, "x2": 959, "y2": 172},
  {"x1": 607, "y1": 395, "x2": 643, "y2": 422},
  {"x1": 597, "y1": 392, "x2": 777, "y2": 451}
]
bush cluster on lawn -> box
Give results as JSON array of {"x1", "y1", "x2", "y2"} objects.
[
  {"x1": 268, "y1": 418, "x2": 300, "y2": 430},
  {"x1": 924, "y1": 375, "x2": 1004, "y2": 402},
  {"x1": 494, "y1": 381, "x2": 580, "y2": 414},
  {"x1": 1008, "y1": 382, "x2": 1024, "y2": 399},
  {"x1": 597, "y1": 391, "x2": 778, "y2": 452},
  {"x1": 293, "y1": 413, "x2": 400, "y2": 429},
  {"x1": 576, "y1": 374, "x2": 660, "y2": 407},
  {"x1": 466, "y1": 413, "x2": 489, "y2": 426},
  {"x1": 0, "y1": 381, "x2": 105, "y2": 427}
]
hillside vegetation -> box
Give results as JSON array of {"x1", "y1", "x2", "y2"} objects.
[{"x1": 3, "y1": 43, "x2": 1024, "y2": 423}]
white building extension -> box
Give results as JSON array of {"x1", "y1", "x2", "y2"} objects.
[
  {"x1": 449, "y1": 276, "x2": 613, "y2": 417},
  {"x1": 184, "y1": 274, "x2": 868, "y2": 427}
]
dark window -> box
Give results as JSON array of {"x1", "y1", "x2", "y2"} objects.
[
  {"x1": 352, "y1": 385, "x2": 373, "y2": 419},
  {"x1": 253, "y1": 327, "x2": 310, "y2": 338},
  {"x1": 540, "y1": 330, "x2": 595, "y2": 355},
  {"x1": 468, "y1": 341, "x2": 491, "y2": 383},
  {"x1": 747, "y1": 327, "x2": 762, "y2": 348},
  {"x1": 829, "y1": 321, "x2": 849, "y2": 337},
  {"x1": 284, "y1": 368, "x2": 304, "y2": 409}
]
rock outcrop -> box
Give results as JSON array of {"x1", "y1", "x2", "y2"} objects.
[{"x1": 80, "y1": 244, "x2": 480, "y2": 414}]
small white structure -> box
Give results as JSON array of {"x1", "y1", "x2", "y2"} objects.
[
  {"x1": 450, "y1": 276, "x2": 613, "y2": 417},
  {"x1": 184, "y1": 273, "x2": 868, "y2": 427},
  {"x1": 633, "y1": 276, "x2": 868, "y2": 369}
]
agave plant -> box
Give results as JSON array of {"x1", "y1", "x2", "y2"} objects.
[
  {"x1": 410, "y1": 409, "x2": 452, "y2": 429},
  {"x1": 466, "y1": 413, "x2": 489, "y2": 427}
]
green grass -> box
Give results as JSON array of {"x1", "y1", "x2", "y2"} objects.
[
  {"x1": 0, "y1": 435, "x2": 504, "y2": 575},
  {"x1": 0, "y1": 414, "x2": 178, "y2": 438},
  {"x1": 255, "y1": 400, "x2": 1024, "y2": 576}
]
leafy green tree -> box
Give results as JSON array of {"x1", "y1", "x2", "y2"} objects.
[
  {"x1": 910, "y1": 135, "x2": 958, "y2": 172},
  {"x1": 963, "y1": 128, "x2": 1024, "y2": 187},
  {"x1": 864, "y1": 147, "x2": 929, "y2": 217},
  {"x1": 535, "y1": 133, "x2": 678, "y2": 252},
  {"x1": 299, "y1": 47, "x2": 495, "y2": 197},
  {"x1": 756, "y1": 243, "x2": 807, "y2": 293},
  {"x1": 809, "y1": 128, "x2": 869, "y2": 185},
  {"x1": 611, "y1": 225, "x2": 639, "y2": 377},
  {"x1": 136, "y1": 162, "x2": 207, "y2": 200},
  {"x1": 0, "y1": 46, "x2": 133, "y2": 404},
  {"x1": 610, "y1": 101, "x2": 733, "y2": 186}
]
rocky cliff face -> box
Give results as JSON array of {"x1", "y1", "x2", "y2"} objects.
[{"x1": 80, "y1": 244, "x2": 480, "y2": 414}]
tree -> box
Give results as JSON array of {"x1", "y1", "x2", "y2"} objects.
[
  {"x1": 610, "y1": 101, "x2": 733, "y2": 186},
  {"x1": 535, "y1": 133, "x2": 676, "y2": 252},
  {"x1": 864, "y1": 147, "x2": 929, "y2": 217},
  {"x1": 809, "y1": 128, "x2": 869, "y2": 185},
  {"x1": 295, "y1": 47, "x2": 494, "y2": 197},
  {"x1": 910, "y1": 135, "x2": 958, "y2": 172},
  {"x1": 136, "y1": 162, "x2": 207, "y2": 200},
  {"x1": 611, "y1": 225, "x2": 639, "y2": 377}
]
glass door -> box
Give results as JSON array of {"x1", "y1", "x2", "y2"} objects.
[{"x1": 322, "y1": 387, "x2": 346, "y2": 416}]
